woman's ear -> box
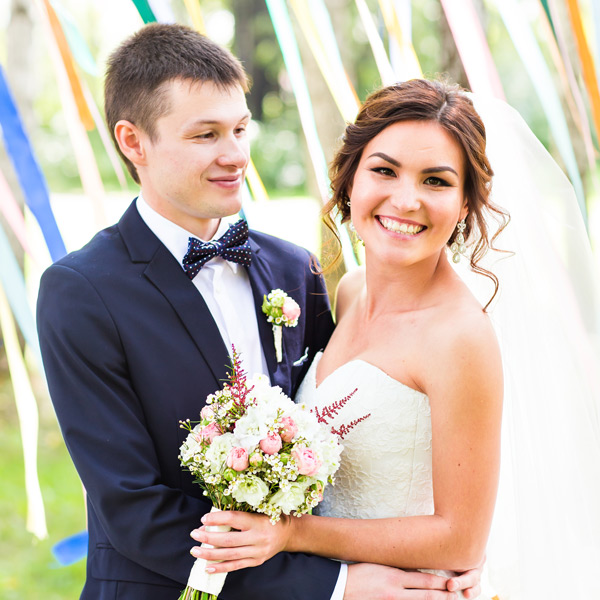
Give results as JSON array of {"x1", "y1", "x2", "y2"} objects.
[{"x1": 114, "y1": 120, "x2": 147, "y2": 167}]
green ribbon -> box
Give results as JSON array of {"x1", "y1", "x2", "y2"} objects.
[{"x1": 130, "y1": 0, "x2": 157, "y2": 23}]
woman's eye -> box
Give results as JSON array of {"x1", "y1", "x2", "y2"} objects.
[
  {"x1": 195, "y1": 132, "x2": 214, "y2": 140},
  {"x1": 424, "y1": 176, "x2": 449, "y2": 186},
  {"x1": 235, "y1": 126, "x2": 247, "y2": 135},
  {"x1": 371, "y1": 167, "x2": 395, "y2": 176}
]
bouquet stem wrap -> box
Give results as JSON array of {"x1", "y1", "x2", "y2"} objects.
[{"x1": 179, "y1": 508, "x2": 231, "y2": 600}]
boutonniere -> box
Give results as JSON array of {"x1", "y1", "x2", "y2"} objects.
[{"x1": 262, "y1": 289, "x2": 301, "y2": 363}]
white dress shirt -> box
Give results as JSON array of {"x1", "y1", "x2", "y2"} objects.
[{"x1": 135, "y1": 196, "x2": 347, "y2": 600}]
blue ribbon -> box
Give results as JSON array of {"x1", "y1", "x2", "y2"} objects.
[{"x1": 0, "y1": 67, "x2": 67, "y2": 262}]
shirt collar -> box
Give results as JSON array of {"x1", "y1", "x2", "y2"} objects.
[{"x1": 136, "y1": 194, "x2": 240, "y2": 273}]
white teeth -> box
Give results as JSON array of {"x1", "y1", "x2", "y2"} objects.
[{"x1": 379, "y1": 217, "x2": 424, "y2": 235}]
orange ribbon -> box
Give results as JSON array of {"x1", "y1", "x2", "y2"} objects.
[{"x1": 566, "y1": 0, "x2": 600, "y2": 145}]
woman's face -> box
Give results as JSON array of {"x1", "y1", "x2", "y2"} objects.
[{"x1": 349, "y1": 119, "x2": 468, "y2": 268}]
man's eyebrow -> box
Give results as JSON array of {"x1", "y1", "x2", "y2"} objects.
[{"x1": 186, "y1": 112, "x2": 253, "y2": 127}]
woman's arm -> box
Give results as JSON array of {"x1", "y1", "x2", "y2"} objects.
[{"x1": 192, "y1": 310, "x2": 502, "y2": 574}]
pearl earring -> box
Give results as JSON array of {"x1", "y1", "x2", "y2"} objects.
[{"x1": 451, "y1": 219, "x2": 467, "y2": 263}]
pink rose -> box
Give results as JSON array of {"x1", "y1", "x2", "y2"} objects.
[
  {"x1": 292, "y1": 447, "x2": 321, "y2": 476},
  {"x1": 226, "y1": 447, "x2": 249, "y2": 472},
  {"x1": 282, "y1": 297, "x2": 301, "y2": 323},
  {"x1": 259, "y1": 432, "x2": 283, "y2": 455},
  {"x1": 195, "y1": 422, "x2": 221, "y2": 443},
  {"x1": 279, "y1": 416, "x2": 298, "y2": 443}
]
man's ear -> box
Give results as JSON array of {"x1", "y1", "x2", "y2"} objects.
[{"x1": 114, "y1": 120, "x2": 147, "y2": 168}]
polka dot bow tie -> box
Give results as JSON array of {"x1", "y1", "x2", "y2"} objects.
[{"x1": 182, "y1": 219, "x2": 252, "y2": 279}]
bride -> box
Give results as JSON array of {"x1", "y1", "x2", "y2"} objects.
[{"x1": 189, "y1": 79, "x2": 600, "y2": 599}]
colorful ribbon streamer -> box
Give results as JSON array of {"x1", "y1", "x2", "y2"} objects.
[
  {"x1": 0, "y1": 221, "x2": 42, "y2": 364},
  {"x1": 50, "y1": 0, "x2": 99, "y2": 77},
  {"x1": 377, "y1": 0, "x2": 422, "y2": 80},
  {"x1": 493, "y1": 0, "x2": 587, "y2": 218},
  {"x1": 565, "y1": 0, "x2": 600, "y2": 145},
  {"x1": 0, "y1": 283, "x2": 47, "y2": 541},
  {"x1": 42, "y1": 0, "x2": 94, "y2": 131},
  {"x1": 36, "y1": 0, "x2": 107, "y2": 230},
  {"x1": 440, "y1": 0, "x2": 505, "y2": 99},
  {"x1": 354, "y1": 0, "x2": 396, "y2": 85},
  {"x1": 538, "y1": 1, "x2": 596, "y2": 169},
  {"x1": 289, "y1": 0, "x2": 360, "y2": 123},
  {"x1": 266, "y1": 0, "x2": 356, "y2": 267},
  {"x1": 0, "y1": 67, "x2": 67, "y2": 262},
  {"x1": 130, "y1": 0, "x2": 157, "y2": 23},
  {"x1": 0, "y1": 169, "x2": 43, "y2": 265},
  {"x1": 183, "y1": 0, "x2": 206, "y2": 33}
]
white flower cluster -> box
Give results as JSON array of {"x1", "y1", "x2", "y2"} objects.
[
  {"x1": 261, "y1": 289, "x2": 301, "y2": 327},
  {"x1": 179, "y1": 373, "x2": 342, "y2": 523}
]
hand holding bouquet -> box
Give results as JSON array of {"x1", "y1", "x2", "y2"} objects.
[{"x1": 178, "y1": 350, "x2": 343, "y2": 600}]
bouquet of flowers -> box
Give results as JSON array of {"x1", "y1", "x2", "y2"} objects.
[{"x1": 177, "y1": 350, "x2": 344, "y2": 600}]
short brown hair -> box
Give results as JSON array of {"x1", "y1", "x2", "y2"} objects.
[
  {"x1": 104, "y1": 23, "x2": 249, "y2": 183},
  {"x1": 325, "y1": 79, "x2": 509, "y2": 308}
]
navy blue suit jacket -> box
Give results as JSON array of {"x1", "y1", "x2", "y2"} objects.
[{"x1": 37, "y1": 201, "x2": 338, "y2": 600}]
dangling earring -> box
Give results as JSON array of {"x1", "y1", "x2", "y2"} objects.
[
  {"x1": 451, "y1": 219, "x2": 467, "y2": 263},
  {"x1": 346, "y1": 199, "x2": 364, "y2": 246}
]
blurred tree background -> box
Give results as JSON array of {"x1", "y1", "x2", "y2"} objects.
[{"x1": 1, "y1": 0, "x2": 598, "y2": 597}]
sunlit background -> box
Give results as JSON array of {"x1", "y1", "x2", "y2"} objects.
[{"x1": 1, "y1": 1, "x2": 600, "y2": 597}]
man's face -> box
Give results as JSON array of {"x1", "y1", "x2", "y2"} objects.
[{"x1": 136, "y1": 79, "x2": 251, "y2": 239}]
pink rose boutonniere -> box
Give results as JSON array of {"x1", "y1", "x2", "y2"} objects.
[{"x1": 262, "y1": 289, "x2": 301, "y2": 362}]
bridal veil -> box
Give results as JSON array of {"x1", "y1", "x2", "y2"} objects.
[{"x1": 458, "y1": 94, "x2": 600, "y2": 599}]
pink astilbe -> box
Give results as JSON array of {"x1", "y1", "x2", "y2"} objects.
[
  {"x1": 312, "y1": 388, "x2": 371, "y2": 439},
  {"x1": 227, "y1": 345, "x2": 253, "y2": 409}
]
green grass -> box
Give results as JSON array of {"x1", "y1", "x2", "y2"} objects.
[{"x1": 0, "y1": 371, "x2": 86, "y2": 599}]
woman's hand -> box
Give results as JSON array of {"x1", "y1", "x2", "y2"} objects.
[{"x1": 189, "y1": 511, "x2": 293, "y2": 573}]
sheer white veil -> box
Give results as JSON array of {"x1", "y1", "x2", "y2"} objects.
[{"x1": 457, "y1": 94, "x2": 600, "y2": 599}]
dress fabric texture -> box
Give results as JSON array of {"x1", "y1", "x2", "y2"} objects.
[{"x1": 296, "y1": 352, "x2": 490, "y2": 600}]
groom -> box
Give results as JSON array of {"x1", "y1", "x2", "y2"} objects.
[{"x1": 37, "y1": 23, "x2": 479, "y2": 600}]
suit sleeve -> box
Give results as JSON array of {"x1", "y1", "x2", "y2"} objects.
[{"x1": 37, "y1": 263, "x2": 340, "y2": 600}]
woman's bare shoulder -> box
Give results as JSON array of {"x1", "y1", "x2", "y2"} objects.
[{"x1": 335, "y1": 266, "x2": 365, "y2": 322}]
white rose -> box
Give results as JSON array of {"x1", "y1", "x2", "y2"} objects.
[
  {"x1": 231, "y1": 475, "x2": 270, "y2": 508},
  {"x1": 179, "y1": 432, "x2": 202, "y2": 464},
  {"x1": 204, "y1": 433, "x2": 235, "y2": 473},
  {"x1": 268, "y1": 482, "x2": 309, "y2": 514},
  {"x1": 233, "y1": 407, "x2": 271, "y2": 449},
  {"x1": 292, "y1": 404, "x2": 321, "y2": 440}
]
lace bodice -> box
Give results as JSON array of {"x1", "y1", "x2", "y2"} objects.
[
  {"x1": 296, "y1": 352, "x2": 433, "y2": 520},
  {"x1": 296, "y1": 352, "x2": 482, "y2": 598}
]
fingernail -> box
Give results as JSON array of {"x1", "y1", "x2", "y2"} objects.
[
  {"x1": 201, "y1": 515, "x2": 207, "y2": 524},
  {"x1": 205, "y1": 567, "x2": 215, "y2": 573},
  {"x1": 190, "y1": 548, "x2": 201, "y2": 558}
]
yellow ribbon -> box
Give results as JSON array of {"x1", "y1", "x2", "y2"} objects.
[
  {"x1": 377, "y1": 0, "x2": 422, "y2": 79},
  {"x1": 183, "y1": 0, "x2": 206, "y2": 34},
  {"x1": 0, "y1": 283, "x2": 48, "y2": 540},
  {"x1": 289, "y1": 0, "x2": 360, "y2": 122}
]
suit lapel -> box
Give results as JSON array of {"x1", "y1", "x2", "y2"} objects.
[
  {"x1": 246, "y1": 237, "x2": 279, "y2": 382},
  {"x1": 118, "y1": 201, "x2": 230, "y2": 387}
]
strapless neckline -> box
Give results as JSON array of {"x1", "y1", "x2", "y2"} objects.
[{"x1": 311, "y1": 350, "x2": 426, "y2": 397}]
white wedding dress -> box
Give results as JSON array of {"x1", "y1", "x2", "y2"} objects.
[{"x1": 296, "y1": 351, "x2": 489, "y2": 600}]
